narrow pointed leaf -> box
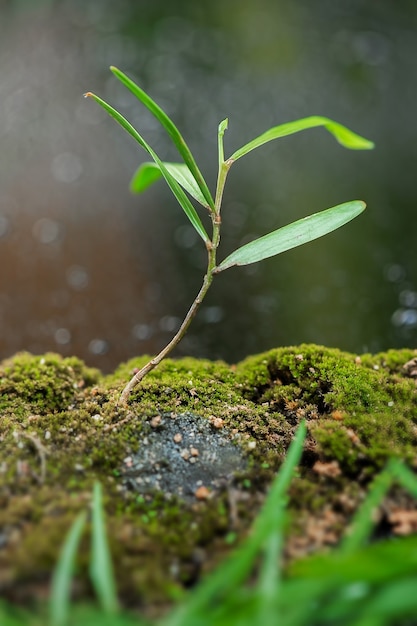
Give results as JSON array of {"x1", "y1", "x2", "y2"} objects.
[
  {"x1": 230, "y1": 116, "x2": 374, "y2": 162},
  {"x1": 49, "y1": 511, "x2": 87, "y2": 626},
  {"x1": 214, "y1": 200, "x2": 365, "y2": 273},
  {"x1": 110, "y1": 66, "x2": 215, "y2": 210},
  {"x1": 90, "y1": 483, "x2": 119, "y2": 613},
  {"x1": 85, "y1": 92, "x2": 209, "y2": 243},
  {"x1": 130, "y1": 161, "x2": 209, "y2": 207}
]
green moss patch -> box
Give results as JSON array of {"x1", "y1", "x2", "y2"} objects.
[{"x1": 0, "y1": 344, "x2": 416, "y2": 614}]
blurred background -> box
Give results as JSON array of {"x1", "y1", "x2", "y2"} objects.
[{"x1": 0, "y1": 0, "x2": 416, "y2": 372}]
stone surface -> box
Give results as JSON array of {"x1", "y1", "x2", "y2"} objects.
[{"x1": 0, "y1": 344, "x2": 416, "y2": 613}]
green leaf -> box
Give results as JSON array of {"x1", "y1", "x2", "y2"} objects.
[
  {"x1": 110, "y1": 66, "x2": 215, "y2": 210},
  {"x1": 341, "y1": 457, "x2": 417, "y2": 554},
  {"x1": 214, "y1": 200, "x2": 366, "y2": 273},
  {"x1": 229, "y1": 116, "x2": 374, "y2": 161},
  {"x1": 218, "y1": 118, "x2": 228, "y2": 164},
  {"x1": 218, "y1": 118, "x2": 229, "y2": 135},
  {"x1": 130, "y1": 162, "x2": 163, "y2": 194},
  {"x1": 49, "y1": 511, "x2": 87, "y2": 626},
  {"x1": 130, "y1": 161, "x2": 209, "y2": 207},
  {"x1": 85, "y1": 92, "x2": 209, "y2": 243},
  {"x1": 90, "y1": 483, "x2": 119, "y2": 614},
  {"x1": 340, "y1": 463, "x2": 393, "y2": 554}
]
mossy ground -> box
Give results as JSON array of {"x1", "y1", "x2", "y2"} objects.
[{"x1": 0, "y1": 345, "x2": 416, "y2": 614}]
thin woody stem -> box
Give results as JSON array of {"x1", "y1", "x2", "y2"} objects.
[
  {"x1": 119, "y1": 268, "x2": 214, "y2": 404},
  {"x1": 119, "y1": 150, "x2": 232, "y2": 404}
]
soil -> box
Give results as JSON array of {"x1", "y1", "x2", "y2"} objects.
[{"x1": 0, "y1": 344, "x2": 416, "y2": 614}]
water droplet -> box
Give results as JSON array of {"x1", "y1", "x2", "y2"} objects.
[
  {"x1": 51, "y1": 152, "x2": 83, "y2": 183},
  {"x1": 54, "y1": 328, "x2": 71, "y2": 345},
  {"x1": 66, "y1": 265, "x2": 89, "y2": 290},
  {"x1": 399, "y1": 290, "x2": 417, "y2": 308},
  {"x1": 159, "y1": 316, "x2": 180, "y2": 332},
  {"x1": 88, "y1": 338, "x2": 109, "y2": 355},
  {"x1": 32, "y1": 218, "x2": 60, "y2": 244},
  {"x1": 132, "y1": 323, "x2": 153, "y2": 340},
  {"x1": 384, "y1": 264, "x2": 405, "y2": 283},
  {"x1": 391, "y1": 308, "x2": 417, "y2": 328},
  {"x1": 174, "y1": 225, "x2": 198, "y2": 249},
  {"x1": 201, "y1": 306, "x2": 223, "y2": 324}
]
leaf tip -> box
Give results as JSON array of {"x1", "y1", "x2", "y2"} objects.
[
  {"x1": 359, "y1": 139, "x2": 375, "y2": 150},
  {"x1": 219, "y1": 118, "x2": 229, "y2": 132},
  {"x1": 83, "y1": 92, "x2": 93, "y2": 99}
]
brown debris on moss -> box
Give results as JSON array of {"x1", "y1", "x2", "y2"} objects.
[{"x1": 0, "y1": 344, "x2": 416, "y2": 614}]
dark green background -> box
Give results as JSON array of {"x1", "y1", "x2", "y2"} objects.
[{"x1": 0, "y1": 0, "x2": 415, "y2": 370}]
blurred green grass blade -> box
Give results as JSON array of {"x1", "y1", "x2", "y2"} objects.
[
  {"x1": 110, "y1": 66, "x2": 214, "y2": 210},
  {"x1": 90, "y1": 483, "x2": 119, "y2": 614},
  {"x1": 164, "y1": 421, "x2": 306, "y2": 626},
  {"x1": 130, "y1": 161, "x2": 209, "y2": 207},
  {"x1": 256, "y1": 531, "x2": 283, "y2": 624},
  {"x1": 0, "y1": 601, "x2": 39, "y2": 626},
  {"x1": 215, "y1": 200, "x2": 365, "y2": 273},
  {"x1": 49, "y1": 511, "x2": 87, "y2": 626},
  {"x1": 390, "y1": 457, "x2": 417, "y2": 497},
  {"x1": 85, "y1": 92, "x2": 209, "y2": 243},
  {"x1": 230, "y1": 115, "x2": 374, "y2": 161},
  {"x1": 290, "y1": 534, "x2": 417, "y2": 585},
  {"x1": 354, "y1": 577, "x2": 417, "y2": 623},
  {"x1": 340, "y1": 465, "x2": 393, "y2": 554},
  {"x1": 67, "y1": 605, "x2": 150, "y2": 626},
  {"x1": 340, "y1": 456, "x2": 417, "y2": 556},
  {"x1": 285, "y1": 538, "x2": 417, "y2": 625},
  {"x1": 258, "y1": 532, "x2": 282, "y2": 598}
]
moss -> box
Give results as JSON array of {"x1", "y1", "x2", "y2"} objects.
[
  {"x1": 235, "y1": 344, "x2": 395, "y2": 411},
  {"x1": 235, "y1": 344, "x2": 417, "y2": 472},
  {"x1": 0, "y1": 344, "x2": 416, "y2": 615},
  {"x1": 0, "y1": 352, "x2": 100, "y2": 417}
]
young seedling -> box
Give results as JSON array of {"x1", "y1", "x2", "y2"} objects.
[{"x1": 85, "y1": 67, "x2": 374, "y2": 404}]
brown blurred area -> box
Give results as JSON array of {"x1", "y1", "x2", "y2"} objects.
[
  {"x1": 1, "y1": 1, "x2": 416, "y2": 372},
  {"x1": 0, "y1": 163, "x2": 154, "y2": 372},
  {"x1": 0, "y1": 5, "x2": 157, "y2": 371}
]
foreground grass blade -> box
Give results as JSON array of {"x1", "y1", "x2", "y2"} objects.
[
  {"x1": 229, "y1": 115, "x2": 374, "y2": 161},
  {"x1": 90, "y1": 483, "x2": 119, "y2": 614},
  {"x1": 49, "y1": 511, "x2": 87, "y2": 626},
  {"x1": 291, "y1": 534, "x2": 417, "y2": 585},
  {"x1": 215, "y1": 200, "x2": 365, "y2": 272},
  {"x1": 285, "y1": 536, "x2": 417, "y2": 625},
  {"x1": 130, "y1": 162, "x2": 209, "y2": 207},
  {"x1": 164, "y1": 421, "x2": 307, "y2": 626},
  {"x1": 59, "y1": 606, "x2": 149, "y2": 626},
  {"x1": 389, "y1": 457, "x2": 417, "y2": 498},
  {"x1": 110, "y1": 66, "x2": 214, "y2": 210},
  {"x1": 341, "y1": 457, "x2": 417, "y2": 554},
  {"x1": 84, "y1": 92, "x2": 209, "y2": 243},
  {"x1": 256, "y1": 531, "x2": 283, "y2": 623}
]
